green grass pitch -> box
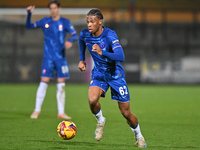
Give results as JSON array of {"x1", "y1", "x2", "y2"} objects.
[{"x1": 0, "y1": 84, "x2": 199, "y2": 150}]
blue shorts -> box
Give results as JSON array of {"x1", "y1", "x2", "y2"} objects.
[
  {"x1": 89, "y1": 70, "x2": 130, "y2": 103},
  {"x1": 41, "y1": 58, "x2": 70, "y2": 78}
]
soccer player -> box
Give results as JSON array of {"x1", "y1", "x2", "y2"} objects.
[
  {"x1": 26, "y1": 0, "x2": 78, "y2": 119},
  {"x1": 78, "y1": 9, "x2": 147, "y2": 148}
]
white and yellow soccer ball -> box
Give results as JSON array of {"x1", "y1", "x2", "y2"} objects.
[{"x1": 57, "y1": 120, "x2": 77, "y2": 140}]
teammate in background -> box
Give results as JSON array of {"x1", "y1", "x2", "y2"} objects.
[
  {"x1": 78, "y1": 9, "x2": 147, "y2": 148},
  {"x1": 26, "y1": 0, "x2": 78, "y2": 119}
]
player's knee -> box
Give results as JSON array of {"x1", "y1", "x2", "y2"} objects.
[
  {"x1": 120, "y1": 109, "x2": 131, "y2": 119},
  {"x1": 57, "y1": 83, "x2": 65, "y2": 93},
  {"x1": 41, "y1": 77, "x2": 50, "y2": 83},
  {"x1": 88, "y1": 95, "x2": 99, "y2": 105}
]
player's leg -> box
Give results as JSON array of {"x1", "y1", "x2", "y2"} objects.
[
  {"x1": 30, "y1": 77, "x2": 50, "y2": 119},
  {"x1": 118, "y1": 101, "x2": 138, "y2": 127},
  {"x1": 118, "y1": 102, "x2": 144, "y2": 141},
  {"x1": 88, "y1": 86, "x2": 106, "y2": 141},
  {"x1": 55, "y1": 59, "x2": 71, "y2": 119},
  {"x1": 109, "y1": 75, "x2": 147, "y2": 147},
  {"x1": 89, "y1": 71, "x2": 109, "y2": 141},
  {"x1": 88, "y1": 86, "x2": 104, "y2": 121},
  {"x1": 30, "y1": 59, "x2": 54, "y2": 119},
  {"x1": 118, "y1": 102, "x2": 146, "y2": 148},
  {"x1": 88, "y1": 86, "x2": 102, "y2": 113},
  {"x1": 56, "y1": 78, "x2": 71, "y2": 119}
]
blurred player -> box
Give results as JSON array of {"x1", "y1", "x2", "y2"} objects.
[
  {"x1": 78, "y1": 9, "x2": 147, "y2": 148},
  {"x1": 26, "y1": 0, "x2": 78, "y2": 119}
]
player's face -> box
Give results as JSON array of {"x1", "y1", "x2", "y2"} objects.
[
  {"x1": 49, "y1": 3, "x2": 60, "y2": 19},
  {"x1": 86, "y1": 15, "x2": 103, "y2": 37}
]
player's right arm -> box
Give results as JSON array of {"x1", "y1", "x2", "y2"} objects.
[
  {"x1": 78, "y1": 30, "x2": 87, "y2": 71},
  {"x1": 78, "y1": 61, "x2": 86, "y2": 72},
  {"x1": 26, "y1": 5, "x2": 36, "y2": 29}
]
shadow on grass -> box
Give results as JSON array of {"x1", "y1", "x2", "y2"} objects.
[
  {"x1": 148, "y1": 145, "x2": 199, "y2": 149},
  {"x1": 0, "y1": 110, "x2": 53, "y2": 119},
  {"x1": 28, "y1": 140, "x2": 199, "y2": 149},
  {"x1": 29, "y1": 140, "x2": 136, "y2": 149},
  {"x1": 0, "y1": 110, "x2": 30, "y2": 119}
]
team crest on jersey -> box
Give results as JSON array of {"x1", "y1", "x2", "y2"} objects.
[
  {"x1": 45, "y1": 24, "x2": 49, "y2": 28},
  {"x1": 42, "y1": 69, "x2": 46, "y2": 74},
  {"x1": 99, "y1": 42, "x2": 106, "y2": 49},
  {"x1": 58, "y1": 25, "x2": 63, "y2": 31}
]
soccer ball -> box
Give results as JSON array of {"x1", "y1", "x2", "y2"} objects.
[{"x1": 57, "y1": 120, "x2": 77, "y2": 140}]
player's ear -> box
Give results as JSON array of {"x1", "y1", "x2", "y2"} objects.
[{"x1": 99, "y1": 19, "x2": 103, "y2": 25}]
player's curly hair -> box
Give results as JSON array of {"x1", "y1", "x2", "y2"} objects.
[
  {"x1": 87, "y1": 9, "x2": 104, "y2": 20},
  {"x1": 48, "y1": 0, "x2": 61, "y2": 8}
]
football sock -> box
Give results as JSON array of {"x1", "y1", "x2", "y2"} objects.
[
  {"x1": 57, "y1": 82, "x2": 66, "y2": 115},
  {"x1": 130, "y1": 122, "x2": 143, "y2": 139},
  {"x1": 34, "y1": 82, "x2": 48, "y2": 112},
  {"x1": 93, "y1": 109, "x2": 104, "y2": 123}
]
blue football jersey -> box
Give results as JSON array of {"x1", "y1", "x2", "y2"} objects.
[
  {"x1": 79, "y1": 27, "x2": 125, "y2": 75},
  {"x1": 33, "y1": 17, "x2": 77, "y2": 60}
]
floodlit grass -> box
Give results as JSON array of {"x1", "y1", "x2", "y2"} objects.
[{"x1": 0, "y1": 84, "x2": 199, "y2": 149}]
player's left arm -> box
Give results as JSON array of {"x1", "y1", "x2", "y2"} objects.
[
  {"x1": 92, "y1": 31, "x2": 125, "y2": 62},
  {"x1": 101, "y1": 45, "x2": 125, "y2": 62},
  {"x1": 65, "y1": 20, "x2": 78, "y2": 49}
]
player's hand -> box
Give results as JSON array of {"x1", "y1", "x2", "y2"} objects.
[
  {"x1": 78, "y1": 61, "x2": 86, "y2": 72},
  {"x1": 65, "y1": 41, "x2": 73, "y2": 49},
  {"x1": 92, "y1": 44, "x2": 102, "y2": 55},
  {"x1": 27, "y1": 5, "x2": 35, "y2": 13}
]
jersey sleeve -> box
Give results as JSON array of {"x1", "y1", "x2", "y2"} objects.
[
  {"x1": 34, "y1": 18, "x2": 45, "y2": 28},
  {"x1": 79, "y1": 30, "x2": 86, "y2": 61},
  {"x1": 65, "y1": 19, "x2": 76, "y2": 35},
  {"x1": 102, "y1": 30, "x2": 125, "y2": 62},
  {"x1": 26, "y1": 10, "x2": 45, "y2": 29},
  {"x1": 108, "y1": 30, "x2": 122, "y2": 50},
  {"x1": 26, "y1": 11, "x2": 36, "y2": 29},
  {"x1": 64, "y1": 19, "x2": 78, "y2": 43}
]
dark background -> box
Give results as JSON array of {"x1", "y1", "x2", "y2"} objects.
[{"x1": 1, "y1": 0, "x2": 200, "y2": 84}]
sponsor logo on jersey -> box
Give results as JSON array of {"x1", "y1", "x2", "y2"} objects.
[
  {"x1": 122, "y1": 95, "x2": 128, "y2": 98},
  {"x1": 59, "y1": 25, "x2": 63, "y2": 31},
  {"x1": 112, "y1": 39, "x2": 119, "y2": 45},
  {"x1": 45, "y1": 24, "x2": 49, "y2": 28},
  {"x1": 99, "y1": 42, "x2": 106, "y2": 49}
]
